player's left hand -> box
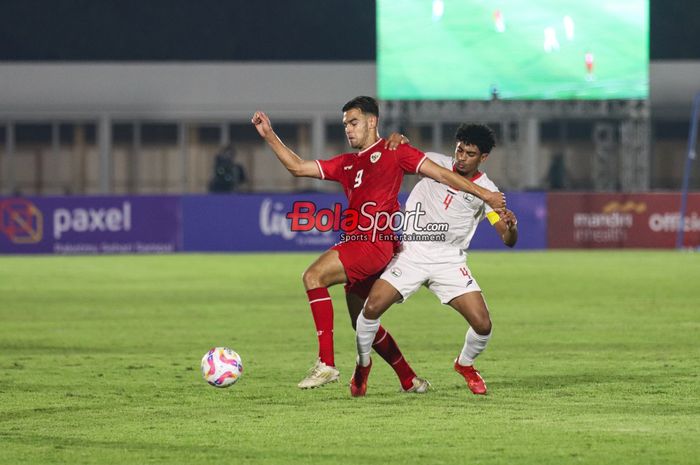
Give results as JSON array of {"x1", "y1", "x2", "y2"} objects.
[
  {"x1": 385, "y1": 132, "x2": 410, "y2": 150},
  {"x1": 500, "y1": 209, "x2": 518, "y2": 229}
]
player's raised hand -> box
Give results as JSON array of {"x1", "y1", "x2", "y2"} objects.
[
  {"x1": 384, "y1": 132, "x2": 410, "y2": 150},
  {"x1": 484, "y1": 191, "x2": 506, "y2": 212},
  {"x1": 252, "y1": 111, "x2": 274, "y2": 139}
]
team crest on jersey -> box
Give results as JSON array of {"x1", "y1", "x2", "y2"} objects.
[
  {"x1": 390, "y1": 267, "x2": 402, "y2": 278},
  {"x1": 370, "y1": 152, "x2": 382, "y2": 163},
  {"x1": 463, "y1": 193, "x2": 475, "y2": 202}
]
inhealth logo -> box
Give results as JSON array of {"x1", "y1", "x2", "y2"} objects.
[
  {"x1": 258, "y1": 198, "x2": 335, "y2": 241},
  {"x1": 259, "y1": 198, "x2": 296, "y2": 239},
  {"x1": 0, "y1": 199, "x2": 43, "y2": 244}
]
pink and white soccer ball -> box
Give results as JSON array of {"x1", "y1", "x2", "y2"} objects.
[{"x1": 201, "y1": 347, "x2": 243, "y2": 388}]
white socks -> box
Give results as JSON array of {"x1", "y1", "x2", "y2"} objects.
[
  {"x1": 356, "y1": 311, "x2": 380, "y2": 367},
  {"x1": 458, "y1": 327, "x2": 492, "y2": 366}
]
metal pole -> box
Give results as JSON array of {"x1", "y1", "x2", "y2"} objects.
[
  {"x1": 51, "y1": 122, "x2": 60, "y2": 158},
  {"x1": 523, "y1": 117, "x2": 540, "y2": 189},
  {"x1": 130, "y1": 121, "x2": 141, "y2": 194},
  {"x1": 311, "y1": 114, "x2": 325, "y2": 191},
  {"x1": 98, "y1": 114, "x2": 112, "y2": 194},
  {"x1": 676, "y1": 92, "x2": 700, "y2": 249},
  {"x1": 432, "y1": 121, "x2": 443, "y2": 153},
  {"x1": 179, "y1": 122, "x2": 188, "y2": 192},
  {"x1": 5, "y1": 121, "x2": 16, "y2": 195},
  {"x1": 220, "y1": 122, "x2": 230, "y2": 147}
]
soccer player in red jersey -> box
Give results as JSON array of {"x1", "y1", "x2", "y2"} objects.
[{"x1": 252, "y1": 96, "x2": 505, "y2": 391}]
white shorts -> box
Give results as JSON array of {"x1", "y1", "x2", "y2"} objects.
[{"x1": 380, "y1": 251, "x2": 481, "y2": 305}]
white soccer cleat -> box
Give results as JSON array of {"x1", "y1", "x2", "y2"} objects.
[
  {"x1": 297, "y1": 360, "x2": 340, "y2": 389},
  {"x1": 401, "y1": 376, "x2": 431, "y2": 394}
]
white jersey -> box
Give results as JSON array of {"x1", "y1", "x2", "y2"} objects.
[{"x1": 402, "y1": 152, "x2": 500, "y2": 263}]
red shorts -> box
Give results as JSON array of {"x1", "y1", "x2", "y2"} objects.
[{"x1": 332, "y1": 239, "x2": 396, "y2": 299}]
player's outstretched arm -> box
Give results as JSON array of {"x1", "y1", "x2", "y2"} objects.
[
  {"x1": 493, "y1": 209, "x2": 518, "y2": 247},
  {"x1": 252, "y1": 111, "x2": 321, "y2": 178},
  {"x1": 418, "y1": 159, "x2": 506, "y2": 211}
]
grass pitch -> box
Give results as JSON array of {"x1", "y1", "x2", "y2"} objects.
[{"x1": 0, "y1": 251, "x2": 698, "y2": 465}]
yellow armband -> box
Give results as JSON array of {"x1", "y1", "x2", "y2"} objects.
[{"x1": 486, "y1": 211, "x2": 501, "y2": 226}]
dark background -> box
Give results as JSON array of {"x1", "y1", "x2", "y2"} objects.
[{"x1": 0, "y1": 0, "x2": 696, "y2": 61}]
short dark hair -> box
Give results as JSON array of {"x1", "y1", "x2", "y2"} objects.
[
  {"x1": 455, "y1": 124, "x2": 496, "y2": 154},
  {"x1": 342, "y1": 96, "x2": 379, "y2": 118}
]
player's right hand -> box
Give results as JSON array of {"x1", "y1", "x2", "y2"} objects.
[
  {"x1": 485, "y1": 191, "x2": 506, "y2": 212},
  {"x1": 252, "y1": 111, "x2": 274, "y2": 139},
  {"x1": 384, "y1": 132, "x2": 409, "y2": 150}
]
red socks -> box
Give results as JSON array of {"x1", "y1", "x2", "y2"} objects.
[
  {"x1": 372, "y1": 325, "x2": 416, "y2": 390},
  {"x1": 307, "y1": 288, "x2": 334, "y2": 367}
]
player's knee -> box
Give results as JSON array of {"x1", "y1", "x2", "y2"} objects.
[
  {"x1": 362, "y1": 298, "x2": 383, "y2": 320},
  {"x1": 472, "y1": 316, "x2": 492, "y2": 335},
  {"x1": 301, "y1": 268, "x2": 322, "y2": 290}
]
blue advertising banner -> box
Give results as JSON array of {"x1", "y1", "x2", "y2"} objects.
[
  {"x1": 182, "y1": 192, "x2": 547, "y2": 252},
  {"x1": 467, "y1": 192, "x2": 547, "y2": 250},
  {"x1": 1, "y1": 192, "x2": 547, "y2": 254},
  {"x1": 182, "y1": 194, "x2": 345, "y2": 252},
  {"x1": 0, "y1": 196, "x2": 182, "y2": 254}
]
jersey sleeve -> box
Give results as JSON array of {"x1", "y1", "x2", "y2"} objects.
[
  {"x1": 316, "y1": 154, "x2": 347, "y2": 183},
  {"x1": 415, "y1": 152, "x2": 451, "y2": 180},
  {"x1": 397, "y1": 144, "x2": 427, "y2": 174}
]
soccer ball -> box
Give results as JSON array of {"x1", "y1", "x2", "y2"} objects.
[{"x1": 201, "y1": 347, "x2": 243, "y2": 388}]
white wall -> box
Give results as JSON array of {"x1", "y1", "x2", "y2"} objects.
[
  {"x1": 2, "y1": 61, "x2": 699, "y2": 120},
  {"x1": 650, "y1": 61, "x2": 700, "y2": 118},
  {"x1": 0, "y1": 63, "x2": 377, "y2": 120}
]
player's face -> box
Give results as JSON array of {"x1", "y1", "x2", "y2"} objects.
[
  {"x1": 343, "y1": 108, "x2": 376, "y2": 150},
  {"x1": 453, "y1": 142, "x2": 487, "y2": 176}
]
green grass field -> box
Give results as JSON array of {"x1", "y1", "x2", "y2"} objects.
[{"x1": 1, "y1": 251, "x2": 698, "y2": 465}]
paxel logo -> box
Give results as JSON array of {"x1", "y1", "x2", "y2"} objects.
[
  {"x1": 54, "y1": 202, "x2": 131, "y2": 239},
  {"x1": 0, "y1": 199, "x2": 43, "y2": 244}
]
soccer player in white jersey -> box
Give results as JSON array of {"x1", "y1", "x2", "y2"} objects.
[{"x1": 351, "y1": 124, "x2": 518, "y2": 397}]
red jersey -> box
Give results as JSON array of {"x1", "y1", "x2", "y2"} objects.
[{"x1": 316, "y1": 139, "x2": 427, "y2": 234}]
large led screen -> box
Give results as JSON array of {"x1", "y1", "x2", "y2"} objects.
[{"x1": 377, "y1": 0, "x2": 648, "y2": 100}]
